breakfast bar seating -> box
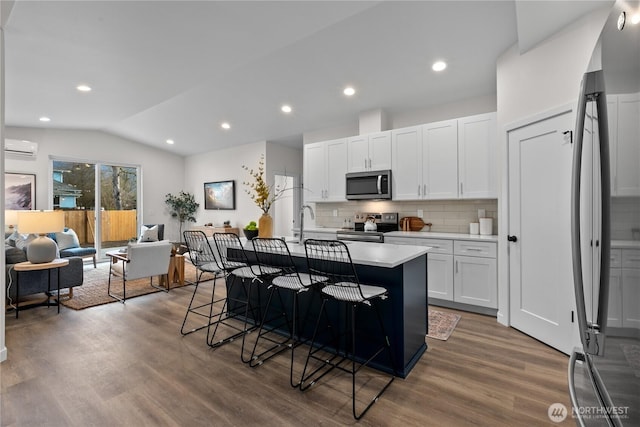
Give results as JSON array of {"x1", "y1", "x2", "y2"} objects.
[{"x1": 301, "y1": 239, "x2": 396, "y2": 420}]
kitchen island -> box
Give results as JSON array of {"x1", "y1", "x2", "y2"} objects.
[{"x1": 237, "y1": 240, "x2": 431, "y2": 378}]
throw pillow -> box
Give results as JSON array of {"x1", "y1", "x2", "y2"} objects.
[
  {"x1": 55, "y1": 228, "x2": 80, "y2": 250},
  {"x1": 138, "y1": 225, "x2": 159, "y2": 242},
  {"x1": 14, "y1": 233, "x2": 37, "y2": 251},
  {"x1": 5, "y1": 230, "x2": 20, "y2": 247}
]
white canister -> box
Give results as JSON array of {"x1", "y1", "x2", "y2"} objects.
[
  {"x1": 469, "y1": 222, "x2": 479, "y2": 235},
  {"x1": 479, "y1": 218, "x2": 493, "y2": 235}
]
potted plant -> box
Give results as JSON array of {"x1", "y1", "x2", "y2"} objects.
[
  {"x1": 165, "y1": 191, "x2": 199, "y2": 242},
  {"x1": 243, "y1": 221, "x2": 259, "y2": 240},
  {"x1": 242, "y1": 154, "x2": 288, "y2": 238}
]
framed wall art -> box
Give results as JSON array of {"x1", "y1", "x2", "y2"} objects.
[
  {"x1": 204, "y1": 180, "x2": 235, "y2": 210},
  {"x1": 5, "y1": 172, "x2": 35, "y2": 210}
]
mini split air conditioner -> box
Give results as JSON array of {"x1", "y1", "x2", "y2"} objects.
[{"x1": 5, "y1": 139, "x2": 38, "y2": 159}]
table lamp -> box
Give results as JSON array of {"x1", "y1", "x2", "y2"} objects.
[
  {"x1": 5, "y1": 209, "x2": 19, "y2": 231},
  {"x1": 17, "y1": 210, "x2": 65, "y2": 263}
]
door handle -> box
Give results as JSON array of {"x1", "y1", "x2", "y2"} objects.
[{"x1": 507, "y1": 235, "x2": 518, "y2": 242}]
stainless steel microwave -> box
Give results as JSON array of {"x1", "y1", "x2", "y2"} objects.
[{"x1": 345, "y1": 170, "x2": 392, "y2": 200}]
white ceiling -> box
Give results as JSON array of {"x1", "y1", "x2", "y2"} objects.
[{"x1": 3, "y1": 0, "x2": 612, "y2": 156}]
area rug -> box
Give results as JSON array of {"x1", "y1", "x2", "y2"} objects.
[
  {"x1": 427, "y1": 309, "x2": 461, "y2": 341},
  {"x1": 61, "y1": 261, "x2": 216, "y2": 310}
]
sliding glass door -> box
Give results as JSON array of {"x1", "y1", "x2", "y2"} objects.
[{"x1": 52, "y1": 159, "x2": 140, "y2": 260}]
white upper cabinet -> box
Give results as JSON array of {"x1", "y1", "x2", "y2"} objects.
[
  {"x1": 611, "y1": 93, "x2": 640, "y2": 196},
  {"x1": 423, "y1": 119, "x2": 459, "y2": 199},
  {"x1": 457, "y1": 112, "x2": 497, "y2": 199},
  {"x1": 303, "y1": 138, "x2": 348, "y2": 203},
  {"x1": 347, "y1": 131, "x2": 391, "y2": 172},
  {"x1": 391, "y1": 126, "x2": 423, "y2": 200}
]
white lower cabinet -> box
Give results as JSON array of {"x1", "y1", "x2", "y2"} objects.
[
  {"x1": 608, "y1": 248, "x2": 640, "y2": 330},
  {"x1": 426, "y1": 253, "x2": 454, "y2": 300},
  {"x1": 385, "y1": 236, "x2": 497, "y2": 310},
  {"x1": 454, "y1": 255, "x2": 497, "y2": 309}
]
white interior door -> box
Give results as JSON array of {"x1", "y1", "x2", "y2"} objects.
[{"x1": 508, "y1": 111, "x2": 575, "y2": 354}]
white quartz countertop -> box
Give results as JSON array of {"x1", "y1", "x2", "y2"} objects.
[
  {"x1": 384, "y1": 231, "x2": 499, "y2": 242},
  {"x1": 243, "y1": 239, "x2": 431, "y2": 268},
  {"x1": 612, "y1": 240, "x2": 640, "y2": 249}
]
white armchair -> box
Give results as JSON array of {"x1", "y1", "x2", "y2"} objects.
[{"x1": 108, "y1": 240, "x2": 173, "y2": 303}]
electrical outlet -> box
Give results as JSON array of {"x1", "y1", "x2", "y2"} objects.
[
  {"x1": 417, "y1": 209, "x2": 424, "y2": 218},
  {"x1": 333, "y1": 209, "x2": 338, "y2": 217},
  {"x1": 478, "y1": 209, "x2": 486, "y2": 219}
]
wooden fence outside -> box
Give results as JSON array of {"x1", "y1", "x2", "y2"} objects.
[{"x1": 62, "y1": 210, "x2": 137, "y2": 245}]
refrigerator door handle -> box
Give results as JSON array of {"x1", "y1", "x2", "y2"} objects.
[{"x1": 568, "y1": 350, "x2": 587, "y2": 427}]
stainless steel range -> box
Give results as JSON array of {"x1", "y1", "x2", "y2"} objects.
[{"x1": 336, "y1": 212, "x2": 399, "y2": 243}]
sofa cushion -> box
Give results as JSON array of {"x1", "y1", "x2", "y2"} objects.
[
  {"x1": 60, "y1": 246, "x2": 96, "y2": 258},
  {"x1": 55, "y1": 228, "x2": 80, "y2": 250},
  {"x1": 5, "y1": 245, "x2": 27, "y2": 264},
  {"x1": 138, "y1": 224, "x2": 159, "y2": 242}
]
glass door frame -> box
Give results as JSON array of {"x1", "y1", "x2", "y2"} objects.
[{"x1": 49, "y1": 156, "x2": 142, "y2": 261}]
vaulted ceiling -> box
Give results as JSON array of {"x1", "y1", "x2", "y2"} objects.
[{"x1": 3, "y1": 1, "x2": 610, "y2": 156}]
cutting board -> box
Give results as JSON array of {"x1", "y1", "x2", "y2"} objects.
[{"x1": 400, "y1": 217, "x2": 425, "y2": 231}]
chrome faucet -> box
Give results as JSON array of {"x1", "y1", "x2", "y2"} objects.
[{"x1": 299, "y1": 204, "x2": 315, "y2": 244}]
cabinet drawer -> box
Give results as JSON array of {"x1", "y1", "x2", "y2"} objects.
[
  {"x1": 416, "y1": 238, "x2": 453, "y2": 254},
  {"x1": 622, "y1": 249, "x2": 640, "y2": 269},
  {"x1": 454, "y1": 240, "x2": 496, "y2": 258},
  {"x1": 385, "y1": 237, "x2": 453, "y2": 254},
  {"x1": 610, "y1": 248, "x2": 622, "y2": 269}
]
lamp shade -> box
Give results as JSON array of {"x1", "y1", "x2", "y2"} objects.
[
  {"x1": 17, "y1": 210, "x2": 65, "y2": 235},
  {"x1": 5, "y1": 210, "x2": 19, "y2": 228},
  {"x1": 17, "y1": 210, "x2": 65, "y2": 263}
]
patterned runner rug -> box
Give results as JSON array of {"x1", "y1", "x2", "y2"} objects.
[
  {"x1": 427, "y1": 309, "x2": 461, "y2": 341},
  {"x1": 61, "y1": 261, "x2": 215, "y2": 310}
]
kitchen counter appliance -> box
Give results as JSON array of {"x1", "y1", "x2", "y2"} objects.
[{"x1": 336, "y1": 212, "x2": 398, "y2": 243}]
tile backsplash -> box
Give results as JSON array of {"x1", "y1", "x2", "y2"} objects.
[{"x1": 314, "y1": 199, "x2": 498, "y2": 234}]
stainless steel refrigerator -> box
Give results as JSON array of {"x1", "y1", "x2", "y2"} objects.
[{"x1": 569, "y1": 1, "x2": 640, "y2": 426}]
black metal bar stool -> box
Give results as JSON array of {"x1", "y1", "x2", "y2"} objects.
[
  {"x1": 212, "y1": 232, "x2": 279, "y2": 356},
  {"x1": 247, "y1": 238, "x2": 326, "y2": 387},
  {"x1": 301, "y1": 239, "x2": 396, "y2": 420},
  {"x1": 180, "y1": 230, "x2": 225, "y2": 337}
]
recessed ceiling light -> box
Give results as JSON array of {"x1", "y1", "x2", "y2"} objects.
[
  {"x1": 432, "y1": 61, "x2": 447, "y2": 72},
  {"x1": 221, "y1": 122, "x2": 231, "y2": 130},
  {"x1": 281, "y1": 105, "x2": 292, "y2": 114},
  {"x1": 343, "y1": 86, "x2": 356, "y2": 96},
  {"x1": 631, "y1": 13, "x2": 640, "y2": 25},
  {"x1": 39, "y1": 116, "x2": 51, "y2": 122},
  {"x1": 76, "y1": 84, "x2": 92, "y2": 92},
  {"x1": 166, "y1": 139, "x2": 174, "y2": 145}
]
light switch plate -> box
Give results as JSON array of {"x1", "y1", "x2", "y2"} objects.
[
  {"x1": 478, "y1": 209, "x2": 486, "y2": 219},
  {"x1": 417, "y1": 209, "x2": 424, "y2": 218},
  {"x1": 333, "y1": 209, "x2": 338, "y2": 217}
]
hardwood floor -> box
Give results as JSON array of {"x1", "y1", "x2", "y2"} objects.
[{"x1": 2, "y1": 276, "x2": 573, "y2": 426}]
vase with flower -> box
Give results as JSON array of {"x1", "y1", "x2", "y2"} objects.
[{"x1": 242, "y1": 154, "x2": 287, "y2": 238}]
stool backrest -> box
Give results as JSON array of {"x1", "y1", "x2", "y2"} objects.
[
  {"x1": 304, "y1": 239, "x2": 364, "y2": 299},
  {"x1": 213, "y1": 232, "x2": 248, "y2": 271},
  {"x1": 251, "y1": 237, "x2": 298, "y2": 276},
  {"x1": 183, "y1": 230, "x2": 221, "y2": 269}
]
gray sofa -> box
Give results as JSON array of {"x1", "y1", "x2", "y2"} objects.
[{"x1": 5, "y1": 244, "x2": 84, "y2": 301}]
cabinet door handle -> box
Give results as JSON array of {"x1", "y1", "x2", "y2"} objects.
[
  {"x1": 418, "y1": 185, "x2": 421, "y2": 196},
  {"x1": 368, "y1": 158, "x2": 372, "y2": 169},
  {"x1": 455, "y1": 260, "x2": 458, "y2": 274},
  {"x1": 465, "y1": 247, "x2": 483, "y2": 252},
  {"x1": 460, "y1": 182, "x2": 463, "y2": 195},
  {"x1": 423, "y1": 184, "x2": 427, "y2": 196},
  {"x1": 364, "y1": 159, "x2": 367, "y2": 170}
]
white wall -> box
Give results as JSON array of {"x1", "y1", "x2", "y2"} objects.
[
  {"x1": 4, "y1": 127, "x2": 186, "y2": 240},
  {"x1": 495, "y1": 6, "x2": 611, "y2": 327}
]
